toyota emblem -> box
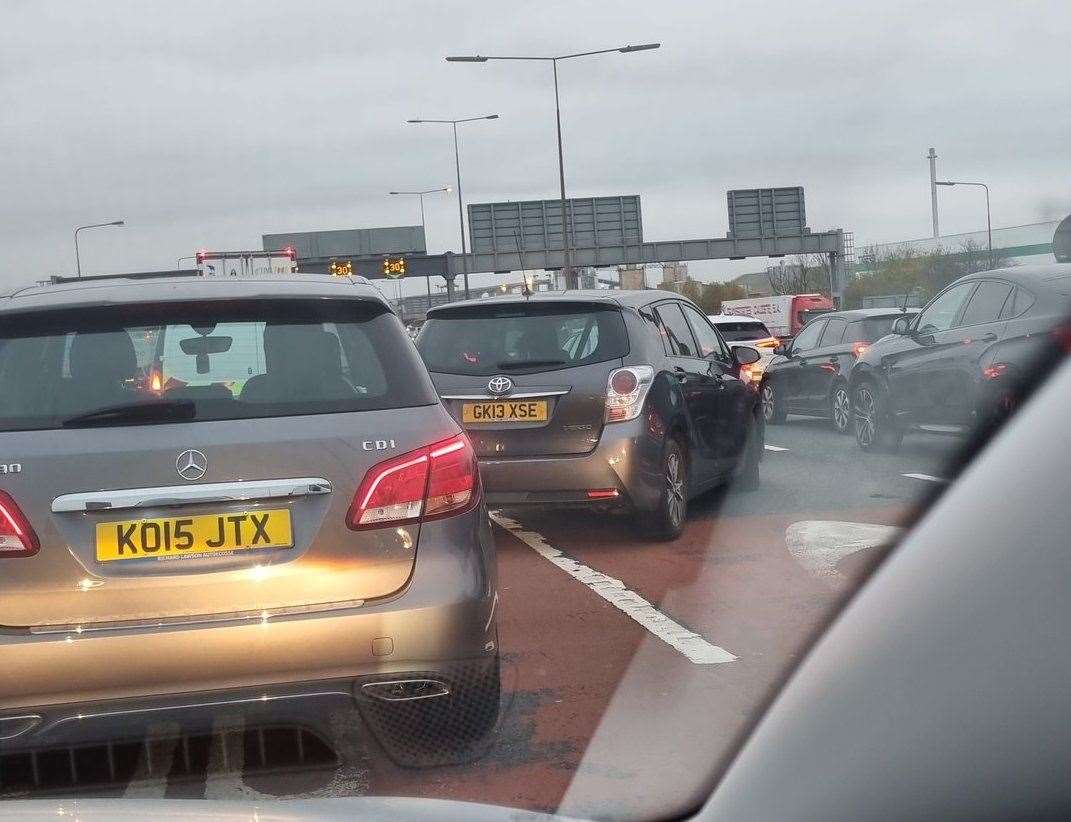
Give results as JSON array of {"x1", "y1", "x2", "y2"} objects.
[
  {"x1": 487, "y1": 376, "x2": 513, "y2": 396},
  {"x1": 175, "y1": 449, "x2": 208, "y2": 481}
]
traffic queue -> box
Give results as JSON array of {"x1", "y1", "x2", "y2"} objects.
[{"x1": 412, "y1": 263, "x2": 1070, "y2": 539}]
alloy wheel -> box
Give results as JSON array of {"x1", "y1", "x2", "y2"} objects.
[
  {"x1": 833, "y1": 387, "x2": 851, "y2": 431},
  {"x1": 855, "y1": 386, "x2": 876, "y2": 448},
  {"x1": 666, "y1": 451, "x2": 686, "y2": 529},
  {"x1": 762, "y1": 384, "x2": 776, "y2": 422}
]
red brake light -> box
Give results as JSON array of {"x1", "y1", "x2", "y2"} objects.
[
  {"x1": 851, "y1": 341, "x2": 870, "y2": 358},
  {"x1": 0, "y1": 491, "x2": 39, "y2": 557},
  {"x1": 347, "y1": 433, "x2": 478, "y2": 530},
  {"x1": 983, "y1": 362, "x2": 1008, "y2": 380}
]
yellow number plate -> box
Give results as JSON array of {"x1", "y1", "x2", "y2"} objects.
[
  {"x1": 95, "y1": 509, "x2": 293, "y2": 562},
  {"x1": 462, "y1": 400, "x2": 548, "y2": 424}
]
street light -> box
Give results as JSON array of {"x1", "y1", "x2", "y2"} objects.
[
  {"x1": 177, "y1": 255, "x2": 196, "y2": 270},
  {"x1": 389, "y1": 186, "x2": 452, "y2": 304},
  {"x1": 936, "y1": 180, "x2": 992, "y2": 269},
  {"x1": 407, "y1": 115, "x2": 499, "y2": 300},
  {"x1": 74, "y1": 220, "x2": 125, "y2": 278},
  {"x1": 446, "y1": 43, "x2": 660, "y2": 289}
]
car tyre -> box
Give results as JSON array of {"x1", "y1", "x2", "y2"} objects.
[
  {"x1": 736, "y1": 414, "x2": 762, "y2": 491},
  {"x1": 761, "y1": 380, "x2": 787, "y2": 425},
  {"x1": 854, "y1": 381, "x2": 903, "y2": 453},
  {"x1": 644, "y1": 438, "x2": 688, "y2": 541},
  {"x1": 830, "y1": 382, "x2": 852, "y2": 435}
]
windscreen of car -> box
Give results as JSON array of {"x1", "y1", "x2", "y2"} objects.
[
  {"x1": 712, "y1": 321, "x2": 772, "y2": 341},
  {"x1": 417, "y1": 303, "x2": 628, "y2": 375},
  {"x1": 0, "y1": 299, "x2": 436, "y2": 431},
  {"x1": 844, "y1": 316, "x2": 904, "y2": 343}
]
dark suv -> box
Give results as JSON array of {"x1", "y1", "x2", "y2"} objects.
[
  {"x1": 760, "y1": 308, "x2": 918, "y2": 433},
  {"x1": 850, "y1": 264, "x2": 1071, "y2": 451},
  {"x1": 416, "y1": 291, "x2": 763, "y2": 540}
]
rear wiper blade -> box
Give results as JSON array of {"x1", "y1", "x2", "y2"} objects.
[
  {"x1": 496, "y1": 359, "x2": 567, "y2": 369},
  {"x1": 61, "y1": 399, "x2": 196, "y2": 428}
]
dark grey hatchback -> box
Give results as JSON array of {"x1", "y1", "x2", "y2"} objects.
[{"x1": 417, "y1": 291, "x2": 763, "y2": 540}]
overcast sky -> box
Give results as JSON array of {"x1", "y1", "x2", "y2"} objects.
[{"x1": 2, "y1": 0, "x2": 1069, "y2": 293}]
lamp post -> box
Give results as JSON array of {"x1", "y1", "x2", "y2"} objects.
[
  {"x1": 176, "y1": 255, "x2": 196, "y2": 270},
  {"x1": 74, "y1": 220, "x2": 125, "y2": 278},
  {"x1": 390, "y1": 186, "x2": 452, "y2": 307},
  {"x1": 446, "y1": 43, "x2": 660, "y2": 289},
  {"x1": 936, "y1": 181, "x2": 992, "y2": 269},
  {"x1": 406, "y1": 116, "x2": 498, "y2": 300}
]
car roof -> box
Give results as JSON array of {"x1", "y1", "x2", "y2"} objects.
[
  {"x1": 706, "y1": 314, "x2": 771, "y2": 324},
  {"x1": 426, "y1": 288, "x2": 688, "y2": 316},
  {"x1": 812, "y1": 307, "x2": 919, "y2": 321},
  {"x1": 958, "y1": 262, "x2": 1071, "y2": 288},
  {"x1": 0, "y1": 274, "x2": 388, "y2": 314}
]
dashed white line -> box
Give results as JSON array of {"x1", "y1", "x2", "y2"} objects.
[
  {"x1": 903, "y1": 472, "x2": 947, "y2": 483},
  {"x1": 764, "y1": 444, "x2": 789, "y2": 452},
  {"x1": 490, "y1": 512, "x2": 737, "y2": 664}
]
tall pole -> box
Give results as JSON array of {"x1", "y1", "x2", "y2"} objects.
[
  {"x1": 983, "y1": 183, "x2": 992, "y2": 269},
  {"x1": 419, "y1": 192, "x2": 434, "y2": 305},
  {"x1": 74, "y1": 220, "x2": 125, "y2": 278},
  {"x1": 928, "y1": 147, "x2": 940, "y2": 239},
  {"x1": 553, "y1": 59, "x2": 574, "y2": 289},
  {"x1": 446, "y1": 44, "x2": 660, "y2": 291},
  {"x1": 451, "y1": 123, "x2": 470, "y2": 300}
]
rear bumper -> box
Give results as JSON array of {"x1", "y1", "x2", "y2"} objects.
[
  {"x1": 478, "y1": 418, "x2": 663, "y2": 512},
  {"x1": 0, "y1": 507, "x2": 498, "y2": 752}
]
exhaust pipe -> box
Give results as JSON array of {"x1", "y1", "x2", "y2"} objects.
[{"x1": 361, "y1": 679, "x2": 450, "y2": 702}]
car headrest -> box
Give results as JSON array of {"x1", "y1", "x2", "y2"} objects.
[{"x1": 69, "y1": 331, "x2": 137, "y2": 383}]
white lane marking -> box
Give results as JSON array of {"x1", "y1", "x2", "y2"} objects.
[
  {"x1": 764, "y1": 444, "x2": 789, "y2": 452},
  {"x1": 490, "y1": 512, "x2": 737, "y2": 664},
  {"x1": 786, "y1": 520, "x2": 902, "y2": 579},
  {"x1": 903, "y1": 472, "x2": 947, "y2": 483}
]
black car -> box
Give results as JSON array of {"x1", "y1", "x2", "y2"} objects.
[
  {"x1": 850, "y1": 264, "x2": 1071, "y2": 451},
  {"x1": 416, "y1": 291, "x2": 763, "y2": 540},
  {"x1": 759, "y1": 308, "x2": 919, "y2": 433}
]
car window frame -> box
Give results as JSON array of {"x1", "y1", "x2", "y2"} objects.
[
  {"x1": 789, "y1": 319, "x2": 827, "y2": 354},
  {"x1": 817, "y1": 317, "x2": 848, "y2": 347},
  {"x1": 681, "y1": 303, "x2": 732, "y2": 362},
  {"x1": 955, "y1": 279, "x2": 1014, "y2": 329},
  {"x1": 652, "y1": 301, "x2": 703, "y2": 360},
  {"x1": 912, "y1": 282, "x2": 978, "y2": 335}
]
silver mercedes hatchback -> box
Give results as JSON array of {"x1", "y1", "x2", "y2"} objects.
[{"x1": 0, "y1": 274, "x2": 498, "y2": 760}]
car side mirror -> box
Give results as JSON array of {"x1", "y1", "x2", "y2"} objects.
[
  {"x1": 773, "y1": 344, "x2": 788, "y2": 356},
  {"x1": 733, "y1": 345, "x2": 761, "y2": 365},
  {"x1": 892, "y1": 316, "x2": 912, "y2": 335}
]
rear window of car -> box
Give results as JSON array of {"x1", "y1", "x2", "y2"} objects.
[
  {"x1": 0, "y1": 298, "x2": 436, "y2": 432},
  {"x1": 417, "y1": 303, "x2": 629, "y2": 376},
  {"x1": 711, "y1": 320, "x2": 772, "y2": 341},
  {"x1": 844, "y1": 315, "x2": 903, "y2": 343}
]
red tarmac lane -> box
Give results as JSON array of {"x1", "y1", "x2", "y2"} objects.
[{"x1": 373, "y1": 493, "x2": 913, "y2": 817}]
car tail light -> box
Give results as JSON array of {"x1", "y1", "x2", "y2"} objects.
[
  {"x1": 983, "y1": 362, "x2": 1008, "y2": 380},
  {"x1": 347, "y1": 433, "x2": 478, "y2": 530},
  {"x1": 739, "y1": 361, "x2": 765, "y2": 384},
  {"x1": 851, "y1": 341, "x2": 871, "y2": 359},
  {"x1": 0, "y1": 491, "x2": 39, "y2": 557},
  {"x1": 605, "y1": 366, "x2": 654, "y2": 423}
]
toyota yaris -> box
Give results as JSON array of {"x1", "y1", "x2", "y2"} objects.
[{"x1": 0, "y1": 273, "x2": 499, "y2": 756}]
